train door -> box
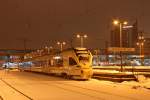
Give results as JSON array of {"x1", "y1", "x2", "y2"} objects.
[{"x1": 48, "y1": 55, "x2": 64, "y2": 74}]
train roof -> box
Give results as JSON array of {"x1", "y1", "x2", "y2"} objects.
[
  {"x1": 61, "y1": 47, "x2": 88, "y2": 52},
  {"x1": 22, "y1": 47, "x2": 90, "y2": 62}
]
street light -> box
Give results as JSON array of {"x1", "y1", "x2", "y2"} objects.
[
  {"x1": 76, "y1": 34, "x2": 87, "y2": 47},
  {"x1": 136, "y1": 35, "x2": 145, "y2": 65},
  {"x1": 57, "y1": 41, "x2": 66, "y2": 51},
  {"x1": 44, "y1": 46, "x2": 53, "y2": 54},
  {"x1": 113, "y1": 20, "x2": 128, "y2": 47},
  {"x1": 113, "y1": 19, "x2": 128, "y2": 72}
]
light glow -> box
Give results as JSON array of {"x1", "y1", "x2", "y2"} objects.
[
  {"x1": 53, "y1": 56, "x2": 61, "y2": 59},
  {"x1": 83, "y1": 34, "x2": 87, "y2": 38},
  {"x1": 123, "y1": 21, "x2": 128, "y2": 25},
  {"x1": 113, "y1": 20, "x2": 119, "y2": 25},
  {"x1": 57, "y1": 42, "x2": 60, "y2": 45},
  {"x1": 77, "y1": 34, "x2": 80, "y2": 38}
]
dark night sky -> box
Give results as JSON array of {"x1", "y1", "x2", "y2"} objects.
[{"x1": 0, "y1": 0, "x2": 150, "y2": 49}]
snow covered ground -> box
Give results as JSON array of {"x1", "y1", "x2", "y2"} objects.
[{"x1": 0, "y1": 70, "x2": 150, "y2": 100}]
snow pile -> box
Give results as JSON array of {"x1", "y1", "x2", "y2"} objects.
[
  {"x1": 121, "y1": 77, "x2": 150, "y2": 90},
  {"x1": 135, "y1": 75, "x2": 147, "y2": 83}
]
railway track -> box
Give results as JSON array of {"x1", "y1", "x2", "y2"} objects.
[
  {"x1": 47, "y1": 81, "x2": 139, "y2": 100},
  {"x1": 24, "y1": 72, "x2": 140, "y2": 100},
  {"x1": 1, "y1": 71, "x2": 149, "y2": 100},
  {"x1": 0, "y1": 78, "x2": 33, "y2": 100}
]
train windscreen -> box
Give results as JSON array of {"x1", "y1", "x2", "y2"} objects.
[{"x1": 74, "y1": 48, "x2": 90, "y2": 62}]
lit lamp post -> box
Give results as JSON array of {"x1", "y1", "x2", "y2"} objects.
[
  {"x1": 136, "y1": 35, "x2": 145, "y2": 65},
  {"x1": 44, "y1": 46, "x2": 53, "y2": 54},
  {"x1": 113, "y1": 20, "x2": 128, "y2": 47},
  {"x1": 113, "y1": 19, "x2": 128, "y2": 72},
  {"x1": 76, "y1": 34, "x2": 87, "y2": 48},
  {"x1": 57, "y1": 41, "x2": 66, "y2": 51},
  {"x1": 48, "y1": 46, "x2": 53, "y2": 54},
  {"x1": 44, "y1": 46, "x2": 48, "y2": 54}
]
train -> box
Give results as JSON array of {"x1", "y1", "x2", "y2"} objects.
[{"x1": 19, "y1": 48, "x2": 93, "y2": 80}]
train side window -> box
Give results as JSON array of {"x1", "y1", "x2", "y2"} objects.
[
  {"x1": 50, "y1": 59, "x2": 54, "y2": 66},
  {"x1": 69, "y1": 57, "x2": 77, "y2": 66},
  {"x1": 56, "y1": 59, "x2": 63, "y2": 67}
]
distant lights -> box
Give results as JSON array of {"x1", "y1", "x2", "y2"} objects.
[
  {"x1": 113, "y1": 20, "x2": 128, "y2": 25},
  {"x1": 136, "y1": 42, "x2": 139, "y2": 46},
  {"x1": 77, "y1": 34, "x2": 80, "y2": 38},
  {"x1": 57, "y1": 41, "x2": 66, "y2": 51},
  {"x1": 62, "y1": 42, "x2": 66, "y2": 45},
  {"x1": 45, "y1": 46, "x2": 48, "y2": 49},
  {"x1": 123, "y1": 21, "x2": 128, "y2": 25},
  {"x1": 57, "y1": 42, "x2": 60, "y2": 45},
  {"x1": 57, "y1": 41, "x2": 66, "y2": 45},
  {"x1": 76, "y1": 34, "x2": 87, "y2": 38},
  {"x1": 123, "y1": 25, "x2": 133, "y2": 29},
  {"x1": 76, "y1": 33, "x2": 88, "y2": 48},
  {"x1": 83, "y1": 34, "x2": 87, "y2": 38},
  {"x1": 53, "y1": 56, "x2": 61, "y2": 59},
  {"x1": 113, "y1": 20, "x2": 119, "y2": 25}
]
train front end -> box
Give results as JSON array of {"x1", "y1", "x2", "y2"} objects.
[{"x1": 74, "y1": 48, "x2": 93, "y2": 80}]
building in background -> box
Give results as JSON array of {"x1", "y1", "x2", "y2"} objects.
[
  {"x1": 110, "y1": 20, "x2": 138, "y2": 48},
  {"x1": 0, "y1": 49, "x2": 34, "y2": 68},
  {"x1": 144, "y1": 36, "x2": 150, "y2": 55}
]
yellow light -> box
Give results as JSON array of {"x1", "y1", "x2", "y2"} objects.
[
  {"x1": 136, "y1": 42, "x2": 139, "y2": 46},
  {"x1": 45, "y1": 46, "x2": 48, "y2": 49},
  {"x1": 62, "y1": 42, "x2": 66, "y2": 45},
  {"x1": 83, "y1": 34, "x2": 87, "y2": 38},
  {"x1": 141, "y1": 43, "x2": 144, "y2": 46},
  {"x1": 123, "y1": 21, "x2": 128, "y2": 25},
  {"x1": 49, "y1": 46, "x2": 53, "y2": 49},
  {"x1": 77, "y1": 34, "x2": 80, "y2": 38},
  {"x1": 113, "y1": 20, "x2": 119, "y2": 25},
  {"x1": 140, "y1": 55, "x2": 145, "y2": 58},
  {"x1": 138, "y1": 36, "x2": 144, "y2": 40},
  {"x1": 139, "y1": 36, "x2": 141, "y2": 39},
  {"x1": 57, "y1": 42, "x2": 60, "y2": 45},
  {"x1": 53, "y1": 56, "x2": 61, "y2": 59}
]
